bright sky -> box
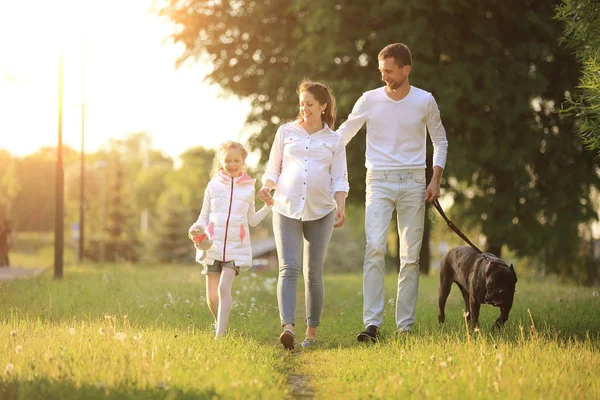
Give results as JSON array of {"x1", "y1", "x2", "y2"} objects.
[{"x1": 0, "y1": 0, "x2": 251, "y2": 159}]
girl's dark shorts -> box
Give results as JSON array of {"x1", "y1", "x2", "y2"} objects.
[{"x1": 202, "y1": 260, "x2": 239, "y2": 276}]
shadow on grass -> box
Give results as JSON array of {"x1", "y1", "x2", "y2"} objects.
[{"x1": 0, "y1": 378, "x2": 217, "y2": 400}]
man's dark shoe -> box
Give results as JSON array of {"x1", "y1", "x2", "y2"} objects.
[{"x1": 357, "y1": 325, "x2": 379, "y2": 343}]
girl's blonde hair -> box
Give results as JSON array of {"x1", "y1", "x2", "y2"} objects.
[{"x1": 210, "y1": 140, "x2": 249, "y2": 178}]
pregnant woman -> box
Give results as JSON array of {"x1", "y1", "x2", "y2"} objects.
[{"x1": 258, "y1": 79, "x2": 349, "y2": 349}]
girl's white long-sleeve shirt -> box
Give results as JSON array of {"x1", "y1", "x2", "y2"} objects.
[
  {"x1": 337, "y1": 86, "x2": 448, "y2": 170},
  {"x1": 195, "y1": 170, "x2": 271, "y2": 268},
  {"x1": 262, "y1": 122, "x2": 349, "y2": 221}
]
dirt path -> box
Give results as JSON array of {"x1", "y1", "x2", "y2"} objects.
[
  {"x1": 287, "y1": 373, "x2": 315, "y2": 398},
  {"x1": 284, "y1": 287, "x2": 316, "y2": 398},
  {"x1": 0, "y1": 267, "x2": 47, "y2": 281}
]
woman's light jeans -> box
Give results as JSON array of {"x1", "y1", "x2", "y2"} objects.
[
  {"x1": 363, "y1": 169, "x2": 426, "y2": 332},
  {"x1": 273, "y1": 210, "x2": 335, "y2": 328}
]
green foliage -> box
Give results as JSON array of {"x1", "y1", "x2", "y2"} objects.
[
  {"x1": 134, "y1": 162, "x2": 173, "y2": 211},
  {"x1": 147, "y1": 192, "x2": 195, "y2": 264},
  {"x1": 103, "y1": 157, "x2": 140, "y2": 263},
  {"x1": 173, "y1": 146, "x2": 216, "y2": 211},
  {"x1": 323, "y1": 204, "x2": 366, "y2": 273},
  {"x1": 160, "y1": 0, "x2": 600, "y2": 279},
  {"x1": 10, "y1": 146, "x2": 77, "y2": 232},
  {"x1": 1, "y1": 132, "x2": 218, "y2": 267},
  {"x1": 556, "y1": 0, "x2": 600, "y2": 155}
]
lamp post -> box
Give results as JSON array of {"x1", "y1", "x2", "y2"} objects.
[
  {"x1": 78, "y1": 36, "x2": 87, "y2": 263},
  {"x1": 54, "y1": 49, "x2": 64, "y2": 279}
]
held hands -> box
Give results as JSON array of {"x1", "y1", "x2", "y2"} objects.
[
  {"x1": 334, "y1": 192, "x2": 347, "y2": 228},
  {"x1": 334, "y1": 207, "x2": 346, "y2": 228},
  {"x1": 258, "y1": 186, "x2": 274, "y2": 206}
]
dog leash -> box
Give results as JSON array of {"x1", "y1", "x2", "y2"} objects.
[{"x1": 432, "y1": 199, "x2": 486, "y2": 256}]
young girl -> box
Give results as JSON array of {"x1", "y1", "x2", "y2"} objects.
[{"x1": 189, "y1": 141, "x2": 273, "y2": 338}]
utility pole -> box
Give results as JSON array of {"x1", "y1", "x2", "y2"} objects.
[
  {"x1": 78, "y1": 36, "x2": 87, "y2": 263},
  {"x1": 55, "y1": 49, "x2": 65, "y2": 279},
  {"x1": 140, "y1": 135, "x2": 150, "y2": 234}
]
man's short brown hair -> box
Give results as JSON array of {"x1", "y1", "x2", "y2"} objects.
[{"x1": 378, "y1": 43, "x2": 412, "y2": 67}]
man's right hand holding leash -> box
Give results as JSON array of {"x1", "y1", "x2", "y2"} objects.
[{"x1": 425, "y1": 166, "x2": 444, "y2": 202}]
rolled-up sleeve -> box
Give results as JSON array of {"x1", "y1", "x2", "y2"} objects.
[
  {"x1": 262, "y1": 127, "x2": 284, "y2": 184},
  {"x1": 337, "y1": 94, "x2": 369, "y2": 145},
  {"x1": 331, "y1": 136, "x2": 349, "y2": 195},
  {"x1": 427, "y1": 94, "x2": 448, "y2": 169}
]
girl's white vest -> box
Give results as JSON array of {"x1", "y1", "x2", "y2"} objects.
[{"x1": 196, "y1": 171, "x2": 269, "y2": 269}]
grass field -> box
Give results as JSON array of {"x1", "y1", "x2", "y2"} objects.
[
  {"x1": 1, "y1": 263, "x2": 599, "y2": 399},
  {"x1": 6, "y1": 232, "x2": 75, "y2": 269}
]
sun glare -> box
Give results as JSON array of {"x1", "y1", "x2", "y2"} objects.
[
  {"x1": 0, "y1": 0, "x2": 251, "y2": 159},
  {"x1": 0, "y1": 0, "x2": 85, "y2": 154}
]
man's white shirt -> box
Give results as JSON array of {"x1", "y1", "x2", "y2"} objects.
[
  {"x1": 337, "y1": 86, "x2": 448, "y2": 170},
  {"x1": 263, "y1": 122, "x2": 349, "y2": 221}
]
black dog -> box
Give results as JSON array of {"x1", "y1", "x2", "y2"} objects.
[{"x1": 438, "y1": 246, "x2": 517, "y2": 330}]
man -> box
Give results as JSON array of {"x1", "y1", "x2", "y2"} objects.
[{"x1": 337, "y1": 43, "x2": 448, "y2": 341}]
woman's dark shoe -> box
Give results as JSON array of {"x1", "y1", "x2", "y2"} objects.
[
  {"x1": 280, "y1": 330, "x2": 295, "y2": 350},
  {"x1": 357, "y1": 325, "x2": 379, "y2": 343}
]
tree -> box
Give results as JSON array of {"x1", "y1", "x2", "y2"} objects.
[
  {"x1": 556, "y1": 0, "x2": 600, "y2": 156},
  {"x1": 12, "y1": 146, "x2": 78, "y2": 231},
  {"x1": 80, "y1": 160, "x2": 110, "y2": 261},
  {"x1": 148, "y1": 191, "x2": 195, "y2": 264},
  {"x1": 134, "y1": 162, "x2": 173, "y2": 213},
  {"x1": 161, "y1": 0, "x2": 600, "y2": 276},
  {"x1": 102, "y1": 155, "x2": 140, "y2": 262},
  {"x1": 0, "y1": 158, "x2": 21, "y2": 219},
  {"x1": 169, "y1": 146, "x2": 216, "y2": 219}
]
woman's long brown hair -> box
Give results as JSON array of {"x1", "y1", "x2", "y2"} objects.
[{"x1": 296, "y1": 79, "x2": 337, "y2": 129}]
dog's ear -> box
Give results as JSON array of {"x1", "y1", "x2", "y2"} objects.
[
  {"x1": 509, "y1": 264, "x2": 518, "y2": 282},
  {"x1": 485, "y1": 261, "x2": 495, "y2": 276}
]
